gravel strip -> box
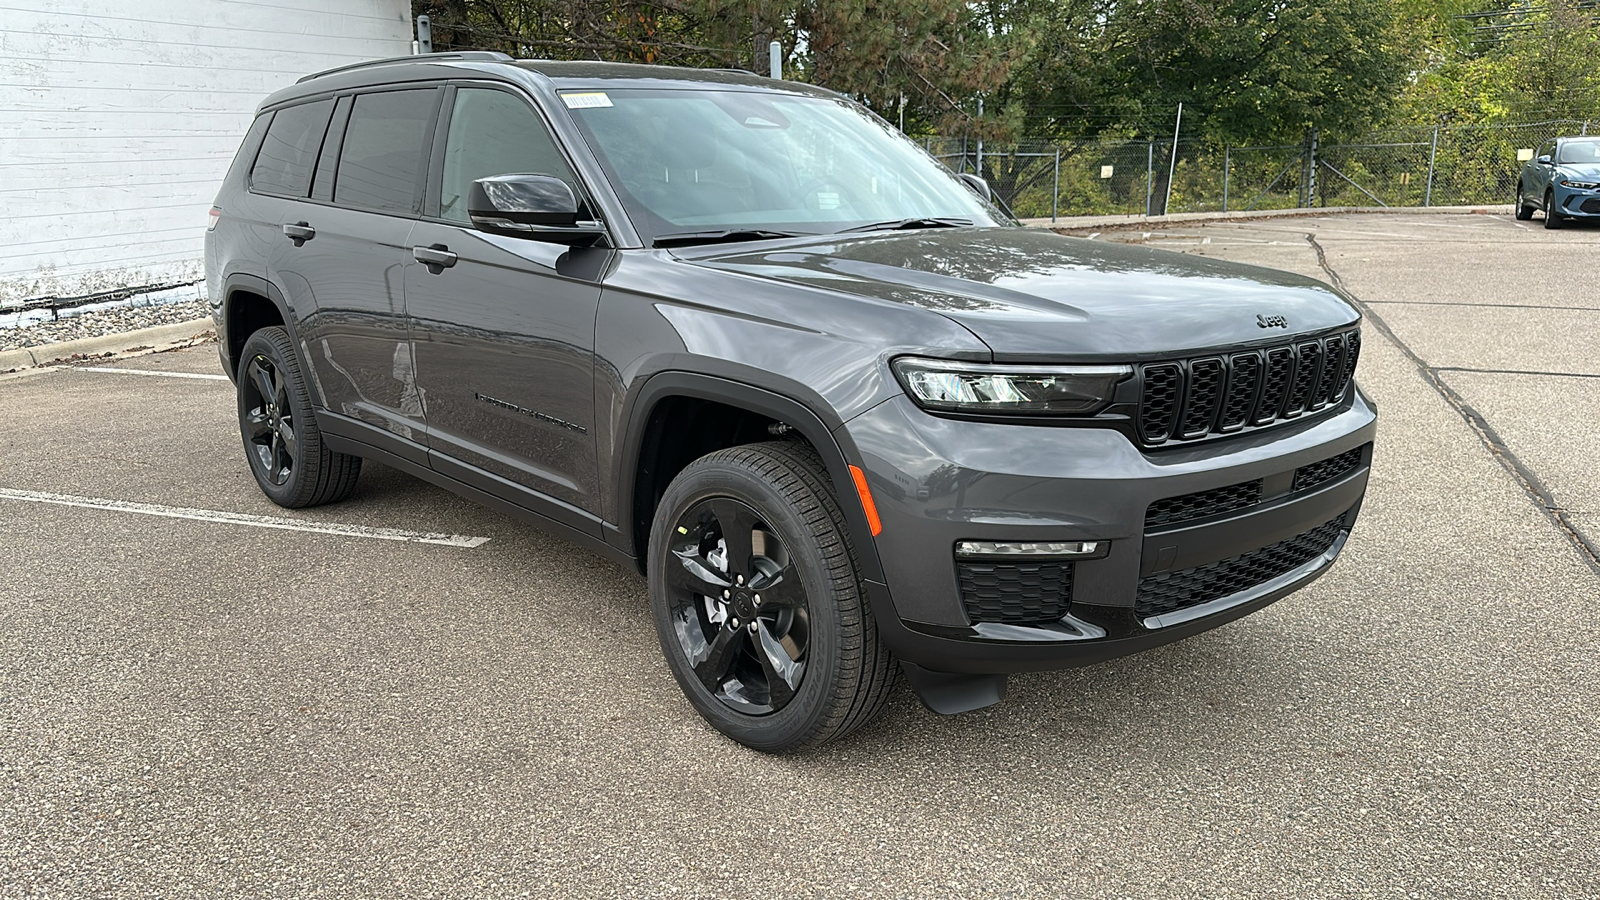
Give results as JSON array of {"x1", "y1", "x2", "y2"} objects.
[{"x1": 0, "y1": 299, "x2": 212, "y2": 351}]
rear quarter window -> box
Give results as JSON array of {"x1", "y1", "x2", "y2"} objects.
[{"x1": 250, "y1": 99, "x2": 335, "y2": 197}]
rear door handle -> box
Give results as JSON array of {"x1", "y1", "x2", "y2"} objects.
[
  {"x1": 282, "y1": 222, "x2": 315, "y2": 246},
  {"x1": 413, "y1": 244, "x2": 457, "y2": 274}
]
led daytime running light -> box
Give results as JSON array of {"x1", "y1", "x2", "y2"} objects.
[{"x1": 956, "y1": 540, "x2": 1105, "y2": 559}]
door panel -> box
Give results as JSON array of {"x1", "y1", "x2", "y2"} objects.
[
  {"x1": 280, "y1": 205, "x2": 423, "y2": 445},
  {"x1": 405, "y1": 223, "x2": 608, "y2": 521}
]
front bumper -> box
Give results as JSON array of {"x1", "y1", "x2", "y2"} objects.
[
  {"x1": 843, "y1": 387, "x2": 1377, "y2": 674},
  {"x1": 1555, "y1": 182, "x2": 1600, "y2": 217}
]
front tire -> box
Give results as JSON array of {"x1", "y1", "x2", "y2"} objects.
[
  {"x1": 648, "y1": 441, "x2": 895, "y2": 752},
  {"x1": 1544, "y1": 189, "x2": 1565, "y2": 229},
  {"x1": 236, "y1": 326, "x2": 361, "y2": 508},
  {"x1": 1515, "y1": 182, "x2": 1535, "y2": 220}
]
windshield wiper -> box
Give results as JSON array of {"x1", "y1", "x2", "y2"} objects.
[
  {"x1": 838, "y1": 217, "x2": 973, "y2": 234},
  {"x1": 653, "y1": 228, "x2": 810, "y2": 248}
]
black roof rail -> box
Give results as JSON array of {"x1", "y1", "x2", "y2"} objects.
[{"x1": 296, "y1": 51, "x2": 514, "y2": 84}]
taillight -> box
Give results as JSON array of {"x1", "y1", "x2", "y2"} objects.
[{"x1": 207, "y1": 206, "x2": 222, "y2": 232}]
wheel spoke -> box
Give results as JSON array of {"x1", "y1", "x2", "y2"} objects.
[
  {"x1": 708, "y1": 499, "x2": 758, "y2": 579},
  {"x1": 690, "y1": 623, "x2": 742, "y2": 691},
  {"x1": 272, "y1": 370, "x2": 290, "y2": 412},
  {"x1": 668, "y1": 548, "x2": 731, "y2": 598},
  {"x1": 245, "y1": 410, "x2": 271, "y2": 441},
  {"x1": 752, "y1": 621, "x2": 803, "y2": 707},
  {"x1": 748, "y1": 562, "x2": 805, "y2": 610},
  {"x1": 277, "y1": 420, "x2": 298, "y2": 462},
  {"x1": 249, "y1": 363, "x2": 275, "y2": 408},
  {"x1": 268, "y1": 429, "x2": 284, "y2": 477}
]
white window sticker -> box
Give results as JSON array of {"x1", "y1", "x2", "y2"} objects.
[{"x1": 562, "y1": 92, "x2": 614, "y2": 110}]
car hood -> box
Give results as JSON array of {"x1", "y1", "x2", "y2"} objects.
[
  {"x1": 1559, "y1": 163, "x2": 1600, "y2": 179},
  {"x1": 675, "y1": 227, "x2": 1360, "y2": 360}
]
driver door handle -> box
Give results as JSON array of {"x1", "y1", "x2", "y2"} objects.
[
  {"x1": 282, "y1": 222, "x2": 315, "y2": 245},
  {"x1": 413, "y1": 244, "x2": 457, "y2": 274}
]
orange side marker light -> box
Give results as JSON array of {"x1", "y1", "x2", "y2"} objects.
[{"x1": 848, "y1": 464, "x2": 883, "y2": 536}]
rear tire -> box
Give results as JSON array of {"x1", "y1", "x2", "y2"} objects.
[
  {"x1": 236, "y1": 326, "x2": 361, "y2": 508},
  {"x1": 1515, "y1": 182, "x2": 1535, "y2": 221},
  {"x1": 1544, "y1": 190, "x2": 1564, "y2": 229},
  {"x1": 648, "y1": 441, "x2": 896, "y2": 752}
]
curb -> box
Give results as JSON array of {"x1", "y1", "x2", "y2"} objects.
[
  {"x1": 0, "y1": 317, "x2": 216, "y2": 374},
  {"x1": 1022, "y1": 204, "x2": 1515, "y2": 232}
]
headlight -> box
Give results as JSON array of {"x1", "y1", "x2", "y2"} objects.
[
  {"x1": 892, "y1": 357, "x2": 1131, "y2": 415},
  {"x1": 1561, "y1": 178, "x2": 1599, "y2": 189}
]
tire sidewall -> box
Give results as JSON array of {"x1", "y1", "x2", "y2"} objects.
[{"x1": 648, "y1": 454, "x2": 848, "y2": 751}]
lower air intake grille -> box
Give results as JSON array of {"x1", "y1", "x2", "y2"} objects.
[
  {"x1": 1582, "y1": 198, "x2": 1600, "y2": 214},
  {"x1": 1293, "y1": 445, "x2": 1366, "y2": 492},
  {"x1": 959, "y1": 561, "x2": 1074, "y2": 626},
  {"x1": 1136, "y1": 512, "x2": 1349, "y2": 619},
  {"x1": 1145, "y1": 479, "x2": 1264, "y2": 528}
]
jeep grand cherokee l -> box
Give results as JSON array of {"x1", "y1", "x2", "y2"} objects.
[{"x1": 205, "y1": 52, "x2": 1376, "y2": 752}]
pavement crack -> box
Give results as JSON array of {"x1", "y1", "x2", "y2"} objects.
[{"x1": 1304, "y1": 231, "x2": 1600, "y2": 579}]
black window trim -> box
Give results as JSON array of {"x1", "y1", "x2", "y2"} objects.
[
  {"x1": 246, "y1": 97, "x2": 337, "y2": 200},
  {"x1": 309, "y1": 95, "x2": 354, "y2": 203},
  {"x1": 420, "y1": 79, "x2": 609, "y2": 236}
]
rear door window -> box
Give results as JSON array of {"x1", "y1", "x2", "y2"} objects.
[
  {"x1": 335, "y1": 89, "x2": 439, "y2": 214},
  {"x1": 250, "y1": 99, "x2": 335, "y2": 197}
]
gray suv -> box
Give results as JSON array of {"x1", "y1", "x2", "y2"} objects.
[{"x1": 205, "y1": 52, "x2": 1377, "y2": 752}]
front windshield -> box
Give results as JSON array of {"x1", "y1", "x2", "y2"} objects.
[
  {"x1": 1558, "y1": 138, "x2": 1600, "y2": 164},
  {"x1": 561, "y1": 87, "x2": 1004, "y2": 242}
]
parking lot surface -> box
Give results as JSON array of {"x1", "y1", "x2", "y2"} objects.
[{"x1": 3, "y1": 212, "x2": 1598, "y2": 898}]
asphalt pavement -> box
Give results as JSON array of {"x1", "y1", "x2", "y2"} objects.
[{"x1": 2, "y1": 212, "x2": 1597, "y2": 898}]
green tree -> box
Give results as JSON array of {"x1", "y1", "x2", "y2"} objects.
[{"x1": 1007, "y1": 0, "x2": 1405, "y2": 146}]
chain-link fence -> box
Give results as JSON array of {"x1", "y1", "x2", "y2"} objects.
[{"x1": 924, "y1": 119, "x2": 1595, "y2": 220}]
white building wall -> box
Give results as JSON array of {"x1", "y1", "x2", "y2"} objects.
[{"x1": 0, "y1": 0, "x2": 413, "y2": 303}]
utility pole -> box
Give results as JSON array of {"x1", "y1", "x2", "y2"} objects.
[
  {"x1": 975, "y1": 98, "x2": 984, "y2": 179},
  {"x1": 769, "y1": 41, "x2": 781, "y2": 79},
  {"x1": 1163, "y1": 102, "x2": 1183, "y2": 216}
]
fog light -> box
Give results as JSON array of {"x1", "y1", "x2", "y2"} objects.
[{"x1": 955, "y1": 540, "x2": 1108, "y2": 560}]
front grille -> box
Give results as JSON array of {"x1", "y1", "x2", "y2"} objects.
[
  {"x1": 958, "y1": 560, "x2": 1074, "y2": 626},
  {"x1": 1146, "y1": 479, "x2": 1263, "y2": 528},
  {"x1": 1136, "y1": 512, "x2": 1349, "y2": 619},
  {"x1": 1293, "y1": 445, "x2": 1366, "y2": 492},
  {"x1": 1582, "y1": 198, "x2": 1600, "y2": 214},
  {"x1": 1137, "y1": 329, "x2": 1360, "y2": 447}
]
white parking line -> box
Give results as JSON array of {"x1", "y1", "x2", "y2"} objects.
[
  {"x1": 0, "y1": 488, "x2": 491, "y2": 548},
  {"x1": 78, "y1": 366, "x2": 230, "y2": 381}
]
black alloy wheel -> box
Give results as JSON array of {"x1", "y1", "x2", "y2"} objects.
[
  {"x1": 242, "y1": 352, "x2": 296, "y2": 487},
  {"x1": 1544, "y1": 189, "x2": 1565, "y2": 229},
  {"x1": 648, "y1": 441, "x2": 896, "y2": 752},
  {"x1": 664, "y1": 497, "x2": 810, "y2": 715},
  {"x1": 235, "y1": 326, "x2": 362, "y2": 508}
]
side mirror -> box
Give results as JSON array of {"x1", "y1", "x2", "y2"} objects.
[
  {"x1": 468, "y1": 174, "x2": 605, "y2": 245},
  {"x1": 956, "y1": 171, "x2": 992, "y2": 202},
  {"x1": 1537, "y1": 155, "x2": 1553, "y2": 165}
]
